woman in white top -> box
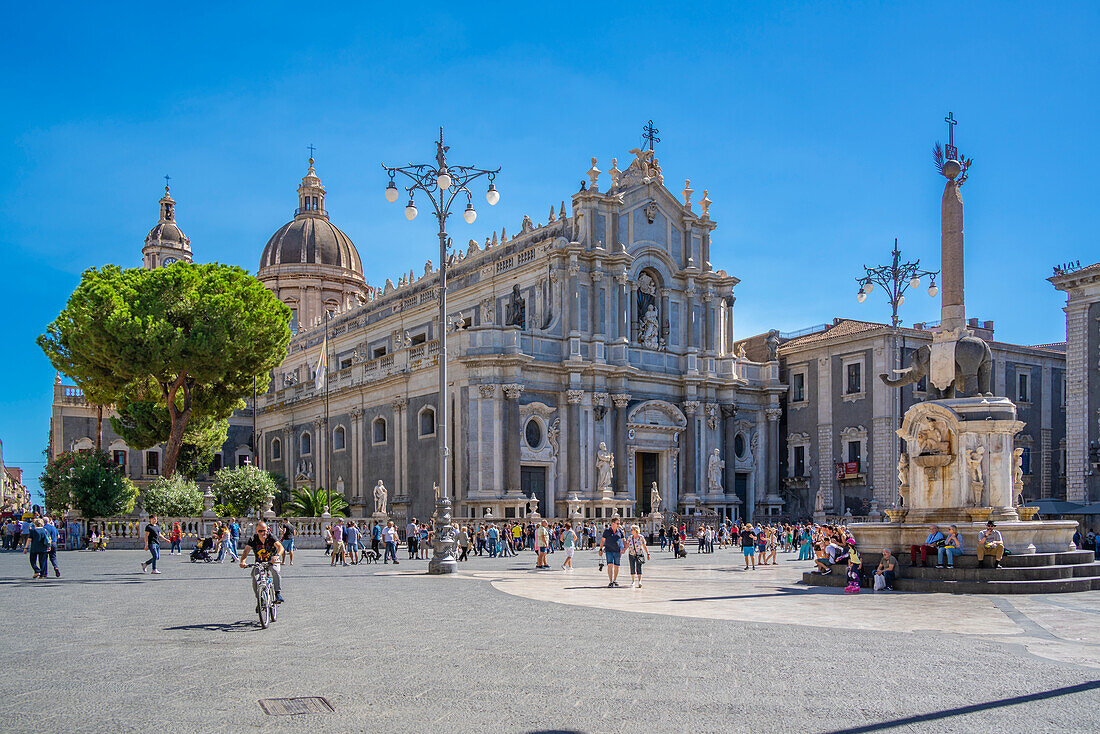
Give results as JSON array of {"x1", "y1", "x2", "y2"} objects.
[{"x1": 625, "y1": 524, "x2": 651, "y2": 588}]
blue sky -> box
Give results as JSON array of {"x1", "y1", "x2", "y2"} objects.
[{"x1": 3, "y1": 2, "x2": 1097, "y2": 492}]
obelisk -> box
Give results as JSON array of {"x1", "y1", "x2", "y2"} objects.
[{"x1": 940, "y1": 159, "x2": 965, "y2": 332}]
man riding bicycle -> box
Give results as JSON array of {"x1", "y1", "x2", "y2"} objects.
[{"x1": 238, "y1": 522, "x2": 285, "y2": 607}]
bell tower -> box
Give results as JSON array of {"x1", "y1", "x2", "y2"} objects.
[{"x1": 142, "y1": 177, "x2": 192, "y2": 269}]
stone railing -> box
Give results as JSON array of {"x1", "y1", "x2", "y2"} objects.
[{"x1": 72, "y1": 515, "x2": 384, "y2": 550}]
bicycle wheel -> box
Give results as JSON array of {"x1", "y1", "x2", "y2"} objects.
[
  {"x1": 269, "y1": 589, "x2": 277, "y2": 623},
  {"x1": 258, "y1": 587, "x2": 270, "y2": 629}
]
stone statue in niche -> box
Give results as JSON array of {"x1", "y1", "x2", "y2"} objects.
[
  {"x1": 644, "y1": 201, "x2": 658, "y2": 224},
  {"x1": 640, "y1": 305, "x2": 660, "y2": 349},
  {"x1": 707, "y1": 448, "x2": 725, "y2": 493},
  {"x1": 373, "y1": 480, "x2": 388, "y2": 515},
  {"x1": 595, "y1": 442, "x2": 615, "y2": 493},
  {"x1": 636, "y1": 272, "x2": 657, "y2": 327},
  {"x1": 481, "y1": 298, "x2": 494, "y2": 324},
  {"x1": 916, "y1": 418, "x2": 950, "y2": 455},
  {"x1": 506, "y1": 285, "x2": 526, "y2": 329}
]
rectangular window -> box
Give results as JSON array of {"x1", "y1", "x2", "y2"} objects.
[
  {"x1": 113, "y1": 450, "x2": 126, "y2": 467},
  {"x1": 289, "y1": 308, "x2": 298, "y2": 335},
  {"x1": 847, "y1": 441, "x2": 861, "y2": 467},
  {"x1": 1021, "y1": 447, "x2": 1032, "y2": 475},
  {"x1": 1018, "y1": 372, "x2": 1030, "y2": 402},
  {"x1": 237, "y1": 455, "x2": 249, "y2": 468},
  {"x1": 339, "y1": 358, "x2": 352, "y2": 370},
  {"x1": 145, "y1": 451, "x2": 159, "y2": 475},
  {"x1": 793, "y1": 445, "x2": 805, "y2": 476},
  {"x1": 411, "y1": 333, "x2": 427, "y2": 346},
  {"x1": 846, "y1": 362, "x2": 862, "y2": 394},
  {"x1": 212, "y1": 453, "x2": 223, "y2": 472},
  {"x1": 791, "y1": 372, "x2": 806, "y2": 402},
  {"x1": 373, "y1": 346, "x2": 387, "y2": 359}
]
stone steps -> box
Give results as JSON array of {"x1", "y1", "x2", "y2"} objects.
[{"x1": 801, "y1": 553, "x2": 1100, "y2": 594}]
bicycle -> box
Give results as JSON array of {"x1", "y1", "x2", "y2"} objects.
[{"x1": 250, "y1": 561, "x2": 278, "y2": 628}]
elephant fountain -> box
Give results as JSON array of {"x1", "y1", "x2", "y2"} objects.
[{"x1": 879, "y1": 334, "x2": 993, "y2": 399}]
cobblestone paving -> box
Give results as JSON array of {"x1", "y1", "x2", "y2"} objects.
[{"x1": 0, "y1": 547, "x2": 1098, "y2": 733}]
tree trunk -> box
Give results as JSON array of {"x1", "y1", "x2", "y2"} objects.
[
  {"x1": 96, "y1": 405, "x2": 103, "y2": 451},
  {"x1": 161, "y1": 375, "x2": 192, "y2": 479}
]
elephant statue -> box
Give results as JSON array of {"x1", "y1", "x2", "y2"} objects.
[{"x1": 879, "y1": 335, "x2": 993, "y2": 399}]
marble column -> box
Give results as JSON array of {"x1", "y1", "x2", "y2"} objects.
[
  {"x1": 702, "y1": 291, "x2": 713, "y2": 353},
  {"x1": 604, "y1": 271, "x2": 616, "y2": 342},
  {"x1": 685, "y1": 284, "x2": 697, "y2": 350},
  {"x1": 724, "y1": 296, "x2": 736, "y2": 354},
  {"x1": 765, "y1": 407, "x2": 782, "y2": 511},
  {"x1": 350, "y1": 408, "x2": 363, "y2": 505},
  {"x1": 502, "y1": 384, "x2": 524, "y2": 494},
  {"x1": 617, "y1": 273, "x2": 629, "y2": 342},
  {"x1": 567, "y1": 389, "x2": 584, "y2": 495},
  {"x1": 612, "y1": 393, "x2": 631, "y2": 496},
  {"x1": 682, "y1": 401, "x2": 700, "y2": 504},
  {"x1": 568, "y1": 264, "x2": 580, "y2": 335},
  {"x1": 283, "y1": 423, "x2": 295, "y2": 488},
  {"x1": 392, "y1": 396, "x2": 408, "y2": 499},
  {"x1": 660, "y1": 288, "x2": 671, "y2": 349},
  {"x1": 590, "y1": 270, "x2": 604, "y2": 336},
  {"x1": 721, "y1": 405, "x2": 737, "y2": 501}
]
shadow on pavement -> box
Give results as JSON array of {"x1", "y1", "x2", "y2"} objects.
[
  {"x1": 163, "y1": 620, "x2": 260, "y2": 633},
  {"x1": 824, "y1": 680, "x2": 1100, "y2": 733}
]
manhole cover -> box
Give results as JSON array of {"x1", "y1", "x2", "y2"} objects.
[{"x1": 258, "y1": 697, "x2": 334, "y2": 716}]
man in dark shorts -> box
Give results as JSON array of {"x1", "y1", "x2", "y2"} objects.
[
  {"x1": 141, "y1": 515, "x2": 170, "y2": 574},
  {"x1": 280, "y1": 520, "x2": 296, "y2": 565},
  {"x1": 599, "y1": 518, "x2": 626, "y2": 587},
  {"x1": 239, "y1": 521, "x2": 285, "y2": 606}
]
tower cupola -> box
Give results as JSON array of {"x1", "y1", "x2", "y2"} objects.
[{"x1": 142, "y1": 179, "x2": 192, "y2": 269}]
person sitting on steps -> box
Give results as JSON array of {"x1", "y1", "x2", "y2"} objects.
[
  {"x1": 936, "y1": 525, "x2": 963, "y2": 568},
  {"x1": 910, "y1": 524, "x2": 945, "y2": 567},
  {"x1": 976, "y1": 520, "x2": 1005, "y2": 569},
  {"x1": 875, "y1": 548, "x2": 898, "y2": 590}
]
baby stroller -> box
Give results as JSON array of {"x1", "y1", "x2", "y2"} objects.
[{"x1": 190, "y1": 537, "x2": 215, "y2": 563}]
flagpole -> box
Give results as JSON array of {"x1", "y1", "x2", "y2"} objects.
[{"x1": 324, "y1": 310, "x2": 331, "y2": 516}]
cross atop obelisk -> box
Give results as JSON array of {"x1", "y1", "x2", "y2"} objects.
[{"x1": 944, "y1": 112, "x2": 957, "y2": 161}]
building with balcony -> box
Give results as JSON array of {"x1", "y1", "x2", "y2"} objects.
[{"x1": 0, "y1": 439, "x2": 31, "y2": 512}]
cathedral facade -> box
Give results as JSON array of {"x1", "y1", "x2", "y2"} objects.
[{"x1": 48, "y1": 147, "x2": 785, "y2": 524}]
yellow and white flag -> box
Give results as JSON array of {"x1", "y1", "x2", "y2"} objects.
[{"x1": 314, "y1": 334, "x2": 327, "y2": 391}]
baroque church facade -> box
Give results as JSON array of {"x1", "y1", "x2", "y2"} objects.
[{"x1": 48, "y1": 147, "x2": 786, "y2": 524}]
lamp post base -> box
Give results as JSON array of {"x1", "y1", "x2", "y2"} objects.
[{"x1": 428, "y1": 496, "x2": 458, "y2": 575}]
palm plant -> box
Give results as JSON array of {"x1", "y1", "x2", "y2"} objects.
[{"x1": 283, "y1": 486, "x2": 348, "y2": 517}]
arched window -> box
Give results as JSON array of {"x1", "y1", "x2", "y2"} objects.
[
  {"x1": 271, "y1": 438, "x2": 281, "y2": 461},
  {"x1": 301, "y1": 431, "x2": 312, "y2": 455},
  {"x1": 373, "y1": 417, "x2": 387, "y2": 444},
  {"x1": 419, "y1": 407, "x2": 436, "y2": 437},
  {"x1": 333, "y1": 425, "x2": 346, "y2": 451}
]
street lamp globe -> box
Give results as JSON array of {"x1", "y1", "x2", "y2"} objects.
[
  {"x1": 437, "y1": 169, "x2": 452, "y2": 190},
  {"x1": 898, "y1": 295, "x2": 906, "y2": 305},
  {"x1": 385, "y1": 181, "x2": 399, "y2": 203},
  {"x1": 404, "y1": 200, "x2": 418, "y2": 220},
  {"x1": 909, "y1": 276, "x2": 921, "y2": 289},
  {"x1": 862, "y1": 282, "x2": 874, "y2": 294},
  {"x1": 928, "y1": 283, "x2": 939, "y2": 297},
  {"x1": 857, "y1": 291, "x2": 867, "y2": 303},
  {"x1": 486, "y1": 183, "x2": 500, "y2": 206},
  {"x1": 463, "y1": 202, "x2": 477, "y2": 224}
]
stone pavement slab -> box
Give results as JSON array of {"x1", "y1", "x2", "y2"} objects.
[{"x1": 0, "y1": 547, "x2": 1097, "y2": 733}]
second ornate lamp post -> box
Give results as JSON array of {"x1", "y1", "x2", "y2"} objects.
[
  {"x1": 856, "y1": 238, "x2": 938, "y2": 511},
  {"x1": 383, "y1": 128, "x2": 499, "y2": 574}
]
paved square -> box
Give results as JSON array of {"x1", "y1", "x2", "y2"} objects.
[{"x1": 1, "y1": 546, "x2": 1098, "y2": 733}]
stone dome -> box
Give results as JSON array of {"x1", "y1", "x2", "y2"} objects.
[
  {"x1": 258, "y1": 216, "x2": 363, "y2": 274},
  {"x1": 146, "y1": 220, "x2": 189, "y2": 248}
]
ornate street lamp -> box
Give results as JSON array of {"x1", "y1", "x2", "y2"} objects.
[
  {"x1": 382, "y1": 128, "x2": 499, "y2": 575},
  {"x1": 856, "y1": 238, "x2": 938, "y2": 510}
]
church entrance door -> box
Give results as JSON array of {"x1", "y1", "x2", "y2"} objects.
[
  {"x1": 520, "y1": 465, "x2": 547, "y2": 516},
  {"x1": 636, "y1": 452, "x2": 659, "y2": 515}
]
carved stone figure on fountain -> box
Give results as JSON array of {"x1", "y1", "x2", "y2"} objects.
[
  {"x1": 916, "y1": 417, "x2": 951, "y2": 455},
  {"x1": 650, "y1": 482, "x2": 661, "y2": 514}
]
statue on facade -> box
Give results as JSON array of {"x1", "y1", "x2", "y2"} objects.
[
  {"x1": 373, "y1": 480, "x2": 388, "y2": 515},
  {"x1": 650, "y1": 482, "x2": 661, "y2": 512},
  {"x1": 640, "y1": 305, "x2": 660, "y2": 349},
  {"x1": 433, "y1": 482, "x2": 442, "y2": 504},
  {"x1": 736, "y1": 343, "x2": 747, "y2": 359},
  {"x1": 595, "y1": 442, "x2": 615, "y2": 493},
  {"x1": 897, "y1": 453, "x2": 909, "y2": 490},
  {"x1": 707, "y1": 448, "x2": 724, "y2": 493},
  {"x1": 814, "y1": 488, "x2": 826, "y2": 514},
  {"x1": 506, "y1": 284, "x2": 526, "y2": 329},
  {"x1": 766, "y1": 330, "x2": 780, "y2": 361}
]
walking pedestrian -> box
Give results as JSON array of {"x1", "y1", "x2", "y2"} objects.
[
  {"x1": 456, "y1": 525, "x2": 470, "y2": 561},
  {"x1": 330, "y1": 519, "x2": 346, "y2": 566},
  {"x1": 345, "y1": 520, "x2": 360, "y2": 565},
  {"x1": 625, "y1": 524, "x2": 650, "y2": 588},
  {"x1": 141, "y1": 515, "x2": 169, "y2": 574},
  {"x1": 323, "y1": 524, "x2": 332, "y2": 555},
  {"x1": 381, "y1": 520, "x2": 399, "y2": 564},
  {"x1": 169, "y1": 521, "x2": 182, "y2": 555},
  {"x1": 740, "y1": 522, "x2": 756, "y2": 570},
  {"x1": 598, "y1": 517, "x2": 626, "y2": 587},
  {"x1": 561, "y1": 522, "x2": 577, "y2": 571},
  {"x1": 406, "y1": 518, "x2": 418, "y2": 559},
  {"x1": 371, "y1": 521, "x2": 382, "y2": 558},
  {"x1": 280, "y1": 520, "x2": 296, "y2": 565},
  {"x1": 43, "y1": 516, "x2": 61, "y2": 577},
  {"x1": 23, "y1": 518, "x2": 51, "y2": 579},
  {"x1": 535, "y1": 520, "x2": 550, "y2": 569}
]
